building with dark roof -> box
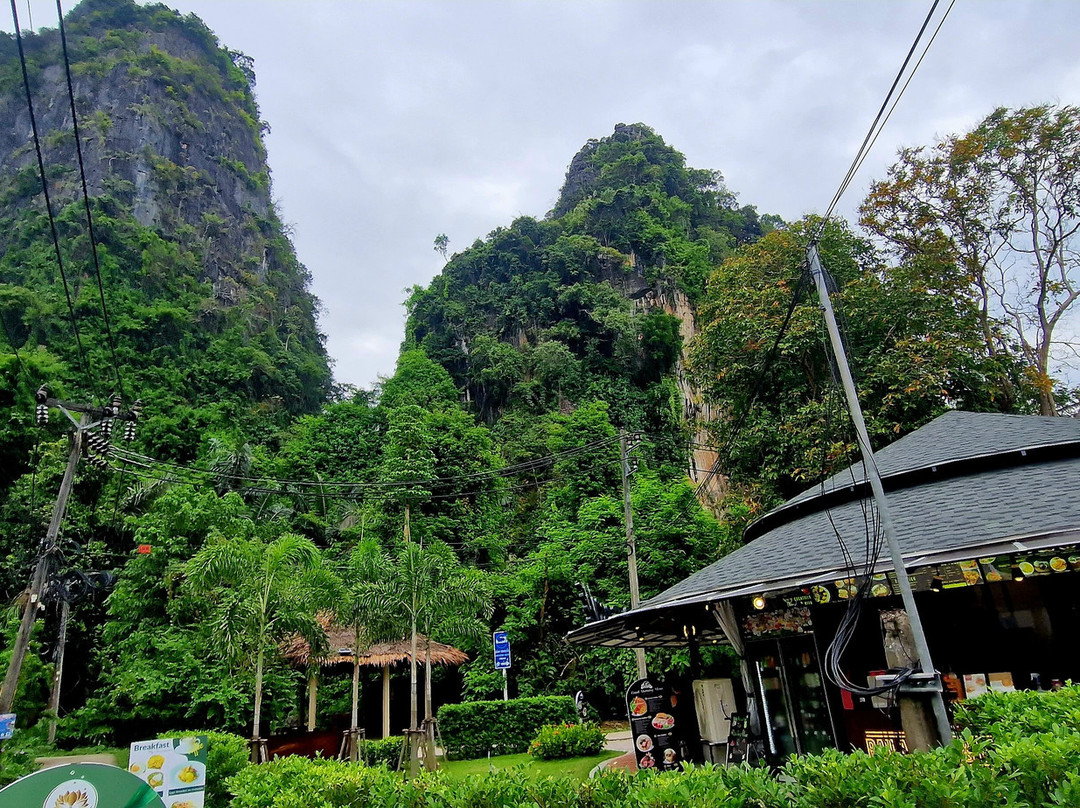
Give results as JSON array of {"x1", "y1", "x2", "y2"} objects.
[{"x1": 568, "y1": 411, "x2": 1080, "y2": 758}]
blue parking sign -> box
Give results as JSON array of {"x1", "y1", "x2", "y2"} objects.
[{"x1": 493, "y1": 630, "x2": 511, "y2": 670}]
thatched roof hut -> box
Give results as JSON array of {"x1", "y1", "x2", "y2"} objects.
[{"x1": 283, "y1": 615, "x2": 469, "y2": 737}]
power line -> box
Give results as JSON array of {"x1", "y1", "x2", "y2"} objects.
[
  {"x1": 847, "y1": 0, "x2": 957, "y2": 189},
  {"x1": 56, "y1": 0, "x2": 125, "y2": 399},
  {"x1": 109, "y1": 433, "x2": 622, "y2": 491},
  {"x1": 9, "y1": 0, "x2": 98, "y2": 401},
  {"x1": 815, "y1": 0, "x2": 946, "y2": 236}
]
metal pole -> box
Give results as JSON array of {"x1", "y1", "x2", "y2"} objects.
[
  {"x1": 502, "y1": 669, "x2": 508, "y2": 702},
  {"x1": 620, "y1": 431, "x2": 648, "y2": 680},
  {"x1": 0, "y1": 419, "x2": 84, "y2": 714},
  {"x1": 807, "y1": 244, "x2": 952, "y2": 745}
]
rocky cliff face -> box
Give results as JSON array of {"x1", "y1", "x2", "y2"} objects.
[
  {"x1": 0, "y1": 0, "x2": 330, "y2": 422},
  {"x1": 0, "y1": 0, "x2": 278, "y2": 293}
]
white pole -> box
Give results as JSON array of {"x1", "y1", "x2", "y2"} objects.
[
  {"x1": 808, "y1": 243, "x2": 952, "y2": 745},
  {"x1": 502, "y1": 668, "x2": 508, "y2": 701}
]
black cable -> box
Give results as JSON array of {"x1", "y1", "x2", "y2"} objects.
[
  {"x1": 9, "y1": 0, "x2": 98, "y2": 401},
  {"x1": 110, "y1": 433, "x2": 622, "y2": 491},
  {"x1": 847, "y1": 0, "x2": 957, "y2": 196},
  {"x1": 56, "y1": 0, "x2": 125, "y2": 400},
  {"x1": 815, "y1": 0, "x2": 944, "y2": 238}
]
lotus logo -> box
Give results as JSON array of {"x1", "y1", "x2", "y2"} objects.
[{"x1": 44, "y1": 779, "x2": 97, "y2": 808}]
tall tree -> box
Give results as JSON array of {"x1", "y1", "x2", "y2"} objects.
[
  {"x1": 364, "y1": 541, "x2": 490, "y2": 772},
  {"x1": 185, "y1": 533, "x2": 329, "y2": 748},
  {"x1": 336, "y1": 539, "x2": 403, "y2": 753},
  {"x1": 861, "y1": 104, "x2": 1080, "y2": 415},
  {"x1": 689, "y1": 217, "x2": 1016, "y2": 502}
]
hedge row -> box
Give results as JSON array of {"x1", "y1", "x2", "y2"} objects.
[
  {"x1": 224, "y1": 726, "x2": 1080, "y2": 808},
  {"x1": 437, "y1": 695, "x2": 576, "y2": 759}
]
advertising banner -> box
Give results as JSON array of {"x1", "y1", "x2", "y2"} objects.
[
  {"x1": 0, "y1": 762, "x2": 165, "y2": 808},
  {"x1": 625, "y1": 678, "x2": 681, "y2": 772},
  {"x1": 128, "y1": 736, "x2": 208, "y2": 808}
]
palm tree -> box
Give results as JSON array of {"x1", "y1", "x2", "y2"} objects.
[
  {"x1": 336, "y1": 539, "x2": 404, "y2": 759},
  {"x1": 185, "y1": 533, "x2": 330, "y2": 758},
  {"x1": 367, "y1": 541, "x2": 491, "y2": 773}
]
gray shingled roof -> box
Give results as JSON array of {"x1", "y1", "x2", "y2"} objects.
[
  {"x1": 568, "y1": 412, "x2": 1080, "y2": 647},
  {"x1": 785, "y1": 410, "x2": 1080, "y2": 508},
  {"x1": 650, "y1": 411, "x2": 1080, "y2": 609}
]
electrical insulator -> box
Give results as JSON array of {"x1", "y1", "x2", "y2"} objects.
[
  {"x1": 101, "y1": 417, "x2": 113, "y2": 438},
  {"x1": 124, "y1": 421, "x2": 136, "y2": 441},
  {"x1": 91, "y1": 453, "x2": 109, "y2": 470},
  {"x1": 36, "y1": 404, "x2": 48, "y2": 425},
  {"x1": 130, "y1": 399, "x2": 143, "y2": 421},
  {"x1": 111, "y1": 393, "x2": 123, "y2": 415}
]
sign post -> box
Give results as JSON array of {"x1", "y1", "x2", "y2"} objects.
[{"x1": 493, "y1": 631, "x2": 511, "y2": 702}]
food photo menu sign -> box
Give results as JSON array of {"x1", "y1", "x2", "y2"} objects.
[
  {"x1": 128, "y1": 735, "x2": 208, "y2": 808},
  {"x1": 625, "y1": 678, "x2": 680, "y2": 772}
]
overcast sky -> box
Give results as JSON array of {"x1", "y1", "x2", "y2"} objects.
[{"x1": 8, "y1": 1, "x2": 1080, "y2": 388}]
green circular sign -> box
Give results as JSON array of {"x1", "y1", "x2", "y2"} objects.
[{"x1": 0, "y1": 762, "x2": 166, "y2": 808}]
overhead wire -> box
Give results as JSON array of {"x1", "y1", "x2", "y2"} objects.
[
  {"x1": 810, "y1": 0, "x2": 955, "y2": 697},
  {"x1": 814, "y1": 0, "x2": 943, "y2": 239},
  {"x1": 55, "y1": 0, "x2": 126, "y2": 399},
  {"x1": 9, "y1": 0, "x2": 98, "y2": 401},
  {"x1": 109, "y1": 433, "x2": 622, "y2": 491}
]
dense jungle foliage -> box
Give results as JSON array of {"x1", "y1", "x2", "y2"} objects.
[{"x1": 0, "y1": 0, "x2": 1061, "y2": 758}]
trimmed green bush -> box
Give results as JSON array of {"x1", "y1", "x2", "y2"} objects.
[
  {"x1": 159, "y1": 730, "x2": 249, "y2": 808},
  {"x1": 954, "y1": 682, "x2": 1080, "y2": 739},
  {"x1": 528, "y1": 722, "x2": 605, "y2": 760},
  {"x1": 437, "y1": 695, "x2": 576, "y2": 759},
  {"x1": 359, "y1": 735, "x2": 404, "y2": 769}
]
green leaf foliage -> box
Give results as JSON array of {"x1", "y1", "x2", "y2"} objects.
[{"x1": 437, "y1": 695, "x2": 577, "y2": 759}]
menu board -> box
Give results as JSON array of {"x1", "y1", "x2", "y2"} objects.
[
  {"x1": 128, "y1": 736, "x2": 208, "y2": 808},
  {"x1": 742, "y1": 606, "x2": 813, "y2": 639},
  {"x1": 625, "y1": 678, "x2": 681, "y2": 771}
]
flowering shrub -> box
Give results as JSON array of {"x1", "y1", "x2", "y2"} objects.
[{"x1": 528, "y1": 722, "x2": 605, "y2": 760}]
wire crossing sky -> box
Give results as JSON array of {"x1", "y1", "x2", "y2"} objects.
[{"x1": 5, "y1": 0, "x2": 1078, "y2": 388}]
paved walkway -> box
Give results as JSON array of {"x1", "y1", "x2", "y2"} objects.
[{"x1": 592, "y1": 731, "x2": 636, "y2": 777}]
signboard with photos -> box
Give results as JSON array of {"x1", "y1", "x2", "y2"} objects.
[
  {"x1": 625, "y1": 678, "x2": 682, "y2": 772},
  {"x1": 128, "y1": 735, "x2": 209, "y2": 808}
]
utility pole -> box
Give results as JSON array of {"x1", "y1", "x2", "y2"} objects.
[
  {"x1": 620, "y1": 430, "x2": 648, "y2": 681},
  {"x1": 0, "y1": 389, "x2": 140, "y2": 717},
  {"x1": 807, "y1": 244, "x2": 952, "y2": 747}
]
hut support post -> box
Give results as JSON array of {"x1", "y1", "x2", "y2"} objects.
[
  {"x1": 307, "y1": 673, "x2": 317, "y2": 732},
  {"x1": 382, "y1": 666, "x2": 391, "y2": 738}
]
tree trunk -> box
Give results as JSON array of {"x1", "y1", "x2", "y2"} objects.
[
  {"x1": 47, "y1": 599, "x2": 71, "y2": 746},
  {"x1": 423, "y1": 635, "x2": 437, "y2": 772},
  {"x1": 382, "y1": 666, "x2": 391, "y2": 738},
  {"x1": 410, "y1": 615, "x2": 418, "y2": 731},
  {"x1": 306, "y1": 673, "x2": 317, "y2": 732},
  {"x1": 424, "y1": 635, "x2": 433, "y2": 722},
  {"x1": 351, "y1": 656, "x2": 360, "y2": 731},
  {"x1": 253, "y1": 645, "x2": 265, "y2": 741}
]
